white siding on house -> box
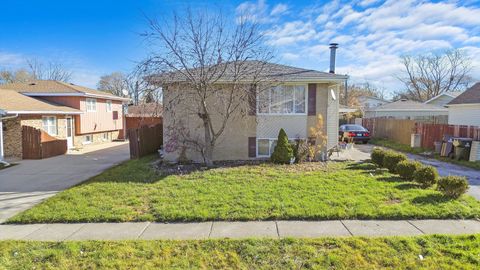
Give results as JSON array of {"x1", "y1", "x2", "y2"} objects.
[
  {"x1": 327, "y1": 86, "x2": 339, "y2": 149},
  {"x1": 448, "y1": 104, "x2": 480, "y2": 126}
]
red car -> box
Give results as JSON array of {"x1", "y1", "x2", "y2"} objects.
[{"x1": 339, "y1": 124, "x2": 370, "y2": 144}]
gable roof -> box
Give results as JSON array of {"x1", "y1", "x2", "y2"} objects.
[
  {"x1": 366, "y1": 99, "x2": 447, "y2": 112},
  {"x1": 424, "y1": 92, "x2": 462, "y2": 104},
  {"x1": 0, "y1": 80, "x2": 129, "y2": 101},
  {"x1": 447, "y1": 83, "x2": 480, "y2": 105},
  {"x1": 357, "y1": 95, "x2": 388, "y2": 102},
  {"x1": 0, "y1": 89, "x2": 82, "y2": 114},
  {"x1": 154, "y1": 60, "x2": 348, "y2": 84}
]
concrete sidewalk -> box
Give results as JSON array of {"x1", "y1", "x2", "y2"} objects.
[{"x1": 1, "y1": 220, "x2": 480, "y2": 241}]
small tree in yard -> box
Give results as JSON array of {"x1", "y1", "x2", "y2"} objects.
[
  {"x1": 309, "y1": 114, "x2": 328, "y2": 161},
  {"x1": 141, "y1": 8, "x2": 273, "y2": 166},
  {"x1": 271, "y1": 129, "x2": 293, "y2": 164}
]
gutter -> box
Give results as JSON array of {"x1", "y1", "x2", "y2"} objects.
[{"x1": 0, "y1": 113, "x2": 18, "y2": 166}]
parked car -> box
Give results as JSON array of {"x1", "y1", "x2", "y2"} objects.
[{"x1": 339, "y1": 124, "x2": 370, "y2": 144}]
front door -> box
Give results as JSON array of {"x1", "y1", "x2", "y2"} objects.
[{"x1": 66, "y1": 116, "x2": 73, "y2": 149}]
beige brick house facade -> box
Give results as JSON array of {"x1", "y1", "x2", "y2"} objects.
[{"x1": 161, "y1": 62, "x2": 347, "y2": 163}]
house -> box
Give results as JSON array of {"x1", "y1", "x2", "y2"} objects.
[
  {"x1": 159, "y1": 61, "x2": 347, "y2": 162},
  {"x1": 447, "y1": 82, "x2": 480, "y2": 126},
  {"x1": 357, "y1": 96, "x2": 389, "y2": 110},
  {"x1": 424, "y1": 92, "x2": 462, "y2": 107},
  {"x1": 0, "y1": 80, "x2": 129, "y2": 159},
  {"x1": 364, "y1": 99, "x2": 448, "y2": 123}
]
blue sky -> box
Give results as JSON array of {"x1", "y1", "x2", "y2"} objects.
[{"x1": 1, "y1": 0, "x2": 479, "y2": 95}]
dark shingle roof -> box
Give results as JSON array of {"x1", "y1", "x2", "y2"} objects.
[
  {"x1": 127, "y1": 103, "x2": 162, "y2": 117},
  {"x1": 154, "y1": 61, "x2": 347, "y2": 83},
  {"x1": 448, "y1": 83, "x2": 480, "y2": 105}
]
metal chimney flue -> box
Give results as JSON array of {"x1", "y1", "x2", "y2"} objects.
[{"x1": 329, "y1": 43, "x2": 338, "y2": 74}]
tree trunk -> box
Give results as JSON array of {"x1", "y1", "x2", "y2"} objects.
[{"x1": 202, "y1": 118, "x2": 214, "y2": 167}]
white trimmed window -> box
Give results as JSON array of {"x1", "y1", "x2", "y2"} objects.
[
  {"x1": 106, "y1": 100, "x2": 112, "y2": 112},
  {"x1": 86, "y1": 98, "x2": 97, "y2": 112},
  {"x1": 42, "y1": 116, "x2": 57, "y2": 136},
  {"x1": 84, "y1": 135, "x2": 92, "y2": 144},
  {"x1": 257, "y1": 85, "x2": 306, "y2": 115}
]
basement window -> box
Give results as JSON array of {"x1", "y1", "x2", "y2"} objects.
[{"x1": 84, "y1": 135, "x2": 92, "y2": 144}]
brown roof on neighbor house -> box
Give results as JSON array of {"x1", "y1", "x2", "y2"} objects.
[
  {"x1": 0, "y1": 80, "x2": 128, "y2": 101},
  {"x1": 448, "y1": 82, "x2": 480, "y2": 105},
  {"x1": 0, "y1": 89, "x2": 81, "y2": 114},
  {"x1": 153, "y1": 60, "x2": 348, "y2": 84},
  {"x1": 127, "y1": 103, "x2": 162, "y2": 117},
  {"x1": 366, "y1": 99, "x2": 447, "y2": 111}
]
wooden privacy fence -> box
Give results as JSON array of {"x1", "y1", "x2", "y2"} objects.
[
  {"x1": 362, "y1": 118, "x2": 416, "y2": 145},
  {"x1": 22, "y1": 126, "x2": 67, "y2": 159},
  {"x1": 128, "y1": 123, "x2": 163, "y2": 159},
  {"x1": 415, "y1": 123, "x2": 480, "y2": 149}
]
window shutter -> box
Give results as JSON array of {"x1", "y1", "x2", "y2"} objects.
[
  {"x1": 248, "y1": 137, "x2": 256, "y2": 157},
  {"x1": 113, "y1": 111, "x2": 119, "y2": 120},
  {"x1": 308, "y1": 84, "x2": 316, "y2": 116},
  {"x1": 248, "y1": 84, "x2": 257, "y2": 116}
]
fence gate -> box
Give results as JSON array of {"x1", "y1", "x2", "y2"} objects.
[
  {"x1": 22, "y1": 126, "x2": 42, "y2": 159},
  {"x1": 128, "y1": 123, "x2": 163, "y2": 159}
]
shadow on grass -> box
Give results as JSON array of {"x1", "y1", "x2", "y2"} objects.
[
  {"x1": 412, "y1": 194, "x2": 452, "y2": 204},
  {"x1": 377, "y1": 176, "x2": 405, "y2": 183},
  {"x1": 346, "y1": 162, "x2": 377, "y2": 171},
  {"x1": 395, "y1": 183, "x2": 419, "y2": 190}
]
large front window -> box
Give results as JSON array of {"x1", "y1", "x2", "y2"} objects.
[
  {"x1": 258, "y1": 85, "x2": 306, "y2": 114},
  {"x1": 42, "y1": 116, "x2": 57, "y2": 136}
]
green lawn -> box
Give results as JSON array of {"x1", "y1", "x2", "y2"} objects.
[
  {"x1": 370, "y1": 138, "x2": 480, "y2": 171},
  {"x1": 8, "y1": 155, "x2": 480, "y2": 223},
  {"x1": 1, "y1": 235, "x2": 480, "y2": 269}
]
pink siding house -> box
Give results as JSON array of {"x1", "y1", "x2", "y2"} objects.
[{"x1": 0, "y1": 80, "x2": 129, "y2": 150}]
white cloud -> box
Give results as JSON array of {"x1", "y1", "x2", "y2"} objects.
[
  {"x1": 252, "y1": 0, "x2": 480, "y2": 93},
  {"x1": 0, "y1": 51, "x2": 25, "y2": 68},
  {"x1": 271, "y1": 3, "x2": 288, "y2": 16}
]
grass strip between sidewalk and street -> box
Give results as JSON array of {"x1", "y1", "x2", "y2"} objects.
[{"x1": 1, "y1": 235, "x2": 480, "y2": 269}]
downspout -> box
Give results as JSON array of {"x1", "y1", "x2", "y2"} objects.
[{"x1": 0, "y1": 113, "x2": 19, "y2": 166}]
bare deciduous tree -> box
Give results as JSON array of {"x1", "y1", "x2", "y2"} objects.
[
  {"x1": 97, "y1": 72, "x2": 128, "y2": 97},
  {"x1": 141, "y1": 9, "x2": 274, "y2": 166},
  {"x1": 0, "y1": 69, "x2": 34, "y2": 84},
  {"x1": 97, "y1": 71, "x2": 159, "y2": 105},
  {"x1": 397, "y1": 49, "x2": 473, "y2": 101},
  {"x1": 27, "y1": 58, "x2": 72, "y2": 82},
  {"x1": 1, "y1": 58, "x2": 72, "y2": 84}
]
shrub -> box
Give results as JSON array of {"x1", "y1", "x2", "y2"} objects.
[
  {"x1": 437, "y1": 176, "x2": 469, "y2": 198},
  {"x1": 396, "y1": 160, "x2": 422, "y2": 180},
  {"x1": 371, "y1": 148, "x2": 386, "y2": 167},
  {"x1": 291, "y1": 139, "x2": 308, "y2": 163},
  {"x1": 413, "y1": 166, "x2": 439, "y2": 188},
  {"x1": 271, "y1": 129, "x2": 294, "y2": 164},
  {"x1": 383, "y1": 151, "x2": 407, "y2": 173}
]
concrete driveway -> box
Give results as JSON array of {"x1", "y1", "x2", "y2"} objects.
[
  {"x1": 0, "y1": 142, "x2": 129, "y2": 223},
  {"x1": 344, "y1": 144, "x2": 480, "y2": 200}
]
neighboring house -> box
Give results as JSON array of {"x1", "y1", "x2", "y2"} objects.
[
  {"x1": 0, "y1": 80, "x2": 128, "y2": 159},
  {"x1": 447, "y1": 82, "x2": 480, "y2": 126},
  {"x1": 160, "y1": 61, "x2": 347, "y2": 162},
  {"x1": 424, "y1": 92, "x2": 462, "y2": 107},
  {"x1": 0, "y1": 109, "x2": 6, "y2": 162},
  {"x1": 357, "y1": 96, "x2": 389, "y2": 110},
  {"x1": 364, "y1": 99, "x2": 448, "y2": 123},
  {"x1": 126, "y1": 103, "x2": 163, "y2": 129}
]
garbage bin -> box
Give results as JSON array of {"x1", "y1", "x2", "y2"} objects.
[
  {"x1": 454, "y1": 146, "x2": 465, "y2": 160},
  {"x1": 434, "y1": 141, "x2": 442, "y2": 154}
]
